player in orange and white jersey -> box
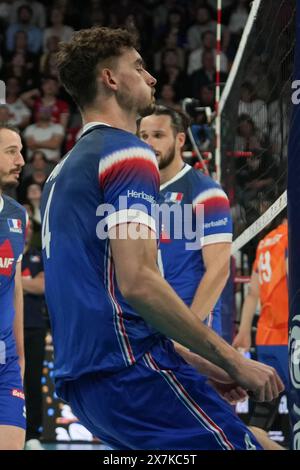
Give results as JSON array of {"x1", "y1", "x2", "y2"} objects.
[{"x1": 233, "y1": 215, "x2": 289, "y2": 441}]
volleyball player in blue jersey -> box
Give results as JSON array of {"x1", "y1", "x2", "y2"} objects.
[
  {"x1": 139, "y1": 106, "x2": 231, "y2": 338},
  {"x1": 0, "y1": 124, "x2": 27, "y2": 449},
  {"x1": 41, "y1": 27, "x2": 283, "y2": 450}
]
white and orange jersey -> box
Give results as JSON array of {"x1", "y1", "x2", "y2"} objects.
[{"x1": 253, "y1": 222, "x2": 288, "y2": 345}]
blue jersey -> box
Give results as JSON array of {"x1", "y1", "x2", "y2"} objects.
[
  {"x1": 41, "y1": 124, "x2": 164, "y2": 384},
  {"x1": 158, "y1": 165, "x2": 232, "y2": 334},
  {"x1": 0, "y1": 195, "x2": 27, "y2": 358}
]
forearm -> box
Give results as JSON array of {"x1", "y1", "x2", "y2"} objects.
[
  {"x1": 190, "y1": 269, "x2": 228, "y2": 321},
  {"x1": 239, "y1": 294, "x2": 258, "y2": 332},
  {"x1": 174, "y1": 341, "x2": 233, "y2": 381},
  {"x1": 22, "y1": 277, "x2": 44, "y2": 295},
  {"x1": 125, "y1": 268, "x2": 242, "y2": 376}
]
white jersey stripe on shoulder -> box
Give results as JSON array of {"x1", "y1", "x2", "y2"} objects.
[
  {"x1": 0, "y1": 196, "x2": 3, "y2": 213},
  {"x1": 99, "y1": 147, "x2": 157, "y2": 177},
  {"x1": 193, "y1": 188, "x2": 228, "y2": 207}
]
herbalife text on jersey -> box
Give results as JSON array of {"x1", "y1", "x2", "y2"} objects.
[{"x1": 96, "y1": 196, "x2": 204, "y2": 251}]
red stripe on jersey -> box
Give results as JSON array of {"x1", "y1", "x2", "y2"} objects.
[
  {"x1": 99, "y1": 158, "x2": 159, "y2": 189},
  {"x1": 194, "y1": 196, "x2": 229, "y2": 214}
]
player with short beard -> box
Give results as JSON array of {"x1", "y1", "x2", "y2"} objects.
[{"x1": 0, "y1": 124, "x2": 27, "y2": 450}]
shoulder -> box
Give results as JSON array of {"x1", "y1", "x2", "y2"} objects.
[
  {"x1": 3, "y1": 195, "x2": 27, "y2": 223},
  {"x1": 89, "y1": 127, "x2": 157, "y2": 164},
  {"x1": 189, "y1": 169, "x2": 228, "y2": 202},
  {"x1": 3, "y1": 195, "x2": 26, "y2": 214}
]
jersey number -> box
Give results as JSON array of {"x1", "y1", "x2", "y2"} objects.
[
  {"x1": 42, "y1": 183, "x2": 56, "y2": 259},
  {"x1": 258, "y1": 251, "x2": 272, "y2": 284}
]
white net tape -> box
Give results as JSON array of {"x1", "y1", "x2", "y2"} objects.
[{"x1": 232, "y1": 190, "x2": 287, "y2": 253}]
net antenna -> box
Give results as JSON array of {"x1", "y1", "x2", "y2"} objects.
[{"x1": 215, "y1": 0, "x2": 223, "y2": 182}]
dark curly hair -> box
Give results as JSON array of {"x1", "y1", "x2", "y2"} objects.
[{"x1": 56, "y1": 27, "x2": 138, "y2": 110}]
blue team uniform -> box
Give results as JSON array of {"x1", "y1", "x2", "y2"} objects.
[
  {"x1": 41, "y1": 123, "x2": 261, "y2": 450},
  {"x1": 158, "y1": 165, "x2": 232, "y2": 335},
  {"x1": 0, "y1": 195, "x2": 27, "y2": 429}
]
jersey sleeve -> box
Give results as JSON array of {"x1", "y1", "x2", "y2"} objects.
[
  {"x1": 192, "y1": 185, "x2": 232, "y2": 246},
  {"x1": 99, "y1": 144, "x2": 159, "y2": 234}
]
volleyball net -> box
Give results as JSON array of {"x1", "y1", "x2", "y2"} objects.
[{"x1": 220, "y1": 0, "x2": 295, "y2": 262}]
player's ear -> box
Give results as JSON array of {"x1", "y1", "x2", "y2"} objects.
[
  {"x1": 101, "y1": 68, "x2": 118, "y2": 91},
  {"x1": 177, "y1": 132, "x2": 186, "y2": 149}
]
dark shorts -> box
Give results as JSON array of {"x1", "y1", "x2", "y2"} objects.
[
  {"x1": 57, "y1": 339, "x2": 262, "y2": 450},
  {"x1": 0, "y1": 356, "x2": 26, "y2": 430}
]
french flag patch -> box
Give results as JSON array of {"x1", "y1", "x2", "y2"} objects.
[
  {"x1": 164, "y1": 192, "x2": 184, "y2": 204},
  {"x1": 7, "y1": 218, "x2": 22, "y2": 234}
]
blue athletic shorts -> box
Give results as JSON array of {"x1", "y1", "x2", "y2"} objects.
[
  {"x1": 57, "y1": 339, "x2": 262, "y2": 450},
  {"x1": 0, "y1": 356, "x2": 26, "y2": 430}
]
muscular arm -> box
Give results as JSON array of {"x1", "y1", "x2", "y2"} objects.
[
  {"x1": 13, "y1": 262, "x2": 25, "y2": 380},
  {"x1": 232, "y1": 270, "x2": 260, "y2": 351},
  {"x1": 110, "y1": 223, "x2": 283, "y2": 401},
  {"x1": 190, "y1": 242, "x2": 231, "y2": 321},
  {"x1": 22, "y1": 272, "x2": 45, "y2": 295}
]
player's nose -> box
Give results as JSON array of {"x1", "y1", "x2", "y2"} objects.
[
  {"x1": 15, "y1": 152, "x2": 25, "y2": 167},
  {"x1": 146, "y1": 70, "x2": 157, "y2": 87}
]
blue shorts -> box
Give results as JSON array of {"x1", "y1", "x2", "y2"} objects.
[
  {"x1": 58, "y1": 339, "x2": 262, "y2": 450},
  {"x1": 0, "y1": 356, "x2": 26, "y2": 430},
  {"x1": 256, "y1": 345, "x2": 289, "y2": 392}
]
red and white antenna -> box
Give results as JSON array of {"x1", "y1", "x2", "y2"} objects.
[{"x1": 215, "y1": 0, "x2": 222, "y2": 182}]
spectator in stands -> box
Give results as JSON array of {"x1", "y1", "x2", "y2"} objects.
[
  {"x1": 238, "y1": 82, "x2": 268, "y2": 136},
  {"x1": 187, "y1": 30, "x2": 229, "y2": 76},
  {"x1": 0, "y1": 0, "x2": 12, "y2": 26},
  {"x1": 156, "y1": 48, "x2": 187, "y2": 100},
  {"x1": 6, "y1": 4, "x2": 42, "y2": 54},
  {"x1": 190, "y1": 49, "x2": 228, "y2": 99},
  {"x1": 228, "y1": 0, "x2": 249, "y2": 36},
  {"x1": 3, "y1": 48, "x2": 38, "y2": 90},
  {"x1": 43, "y1": 8, "x2": 74, "y2": 52},
  {"x1": 21, "y1": 216, "x2": 47, "y2": 450},
  {"x1": 154, "y1": 30, "x2": 186, "y2": 73},
  {"x1": 23, "y1": 107, "x2": 64, "y2": 164},
  {"x1": 156, "y1": 83, "x2": 181, "y2": 111},
  {"x1": 187, "y1": 6, "x2": 217, "y2": 51},
  {"x1": 234, "y1": 114, "x2": 263, "y2": 153},
  {"x1": 160, "y1": 7, "x2": 187, "y2": 47},
  {"x1": 25, "y1": 183, "x2": 42, "y2": 227},
  {"x1": 9, "y1": 0, "x2": 46, "y2": 29},
  {"x1": 235, "y1": 117, "x2": 277, "y2": 223},
  {"x1": 25, "y1": 76, "x2": 70, "y2": 129},
  {"x1": 5, "y1": 76, "x2": 31, "y2": 130},
  {"x1": 0, "y1": 104, "x2": 10, "y2": 122},
  {"x1": 18, "y1": 150, "x2": 49, "y2": 203},
  {"x1": 152, "y1": 0, "x2": 178, "y2": 36},
  {"x1": 268, "y1": 84, "x2": 290, "y2": 162},
  {"x1": 40, "y1": 35, "x2": 60, "y2": 77}
]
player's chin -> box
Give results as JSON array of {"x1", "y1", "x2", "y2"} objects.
[
  {"x1": 3, "y1": 175, "x2": 20, "y2": 188},
  {"x1": 138, "y1": 98, "x2": 156, "y2": 117}
]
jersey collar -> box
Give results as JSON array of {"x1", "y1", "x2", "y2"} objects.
[
  {"x1": 82, "y1": 121, "x2": 111, "y2": 135},
  {"x1": 160, "y1": 164, "x2": 192, "y2": 191},
  {"x1": 0, "y1": 195, "x2": 3, "y2": 213}
]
